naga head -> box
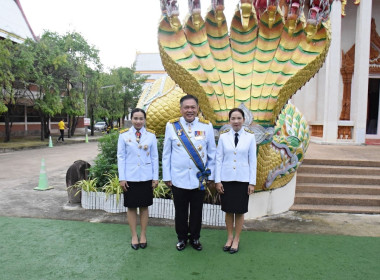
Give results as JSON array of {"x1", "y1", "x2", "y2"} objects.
[
  {"x1": 284, "y1": 0, "x2": 305, "y2": 35},
  {"x1": 254, "y1": 0, "x2": 279, "y2": 28},
  {"x1": 189, "y1": 0, "x2": 202, "y2": 31},
  {"x1": 305, "y1": 0, "x2": 331, "y2": 42},
  {"x1": 267, "y1": 0, "x2": 279, "y2": 28},
  {"x1": 240, "y1": 0, "x2": 254, "y2": 30},
  {"x1": 162, "y1": 0, "x2": 181, "y2": 32},
  {"x1": 212, "y1": 0, "x2": 225, "y2": 27}
]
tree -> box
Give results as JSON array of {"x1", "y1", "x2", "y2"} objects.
[
  {"x1": 113, "y1": 67, "x2": 146, "y2": 126},
  {"x1": 0, "y1": 39, "x2": 15, "y2": 142},
  {"x1": 0, "y1": 39, "x2": 34, "y2": 142},
  {"x1": 97, "y1": 71, "x2": 124, "y2": 128},
  {"x1": 86, "y1": 69, "x2": 102, "y2": 136},
  {"x1": 23, "y1": 32, "x2": 65, "y2": 140},
  {"x1": 58, "y1": 32, "x2": 102, "y2": 137}
]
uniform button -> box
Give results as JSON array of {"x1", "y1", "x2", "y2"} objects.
[
  {"x1": 138, "y1": 155, "x2": 140, "y2": 157},
  {"x1": 234, "y1": 160, "x2": 236, "y2": 162},
  {"x1": 189, "y1": 167, "x2": 192, "y2": 170},
  {"x1": 138, "y1": 164, "x2": 140, "y2": 166},
  {"x1": 234, "y1": 152, "x2": 236, "y2": 155},
  {"x1": 233, "y1": 166, "x2": 236, "y2": 169}
]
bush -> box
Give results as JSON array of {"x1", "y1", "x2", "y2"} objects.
[{"x1": 89, "y1": 130, "x2": 119, "y2": 189}]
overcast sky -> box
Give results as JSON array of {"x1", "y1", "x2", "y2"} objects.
[{"x1": 20, "y1": 0, "x2": 237, "y2": 71}]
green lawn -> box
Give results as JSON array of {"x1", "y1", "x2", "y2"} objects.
[{"x1": 0, "y1": 217, "x2": 378, "y2": 280}]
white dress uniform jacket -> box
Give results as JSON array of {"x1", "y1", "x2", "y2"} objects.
[
  {"x1": 117, "y1": 126, "x2": 159, "y2": 181},
  {"x1": 162, "y1": 117, "x2": 216, "y2": 190},
  {"x1": 215, "y1": 128, "x2": 257, "y2": 185}
]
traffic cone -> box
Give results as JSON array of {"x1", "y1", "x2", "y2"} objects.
[
  {"x1": 48, "y1": 136, "x2": 53, "y2": 148},
  {"x1": 85, "y1": 134, "x2": 88, "y2": 143},
  {"x1": 34, "y1": 159, "x2": 54, "y2": 191}
]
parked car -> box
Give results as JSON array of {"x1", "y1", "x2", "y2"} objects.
[{"x1": 94, "y1": 121, "x2": 107, "y2": 131}]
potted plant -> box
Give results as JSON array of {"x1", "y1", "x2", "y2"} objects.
[
  {"x1": 102, "y1": 173, "x2": 126, "y2": 213},
  {"x1": 67, "y1": 178, "x2": 98, "y2": 209}
]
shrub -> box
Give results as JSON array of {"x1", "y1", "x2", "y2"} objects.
[{"x1": 89, "y1": 130, "x2": 119, "y2": 189}]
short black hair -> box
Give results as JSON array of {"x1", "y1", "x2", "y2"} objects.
[
  {"x1": 131, "y1": 108, "x2": 146, "y2": 119},
  {"x1": 228, "y1": 108, "x2": 245, "y2": 120},
  {"x1": 180, "y1": 94, "x2": 199, "y2": 106}
]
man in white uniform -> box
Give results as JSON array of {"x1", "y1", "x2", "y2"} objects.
[{"x1": 162, "y1": 95, "x2": 216, "y2": 251}]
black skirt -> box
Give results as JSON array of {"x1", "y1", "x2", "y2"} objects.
[
  {"x1": 220, "y1": 181, "x2": 249, "y2": 214},
  {"x1": 123, "y1": 180, "x2": 153, "y2": 208}
]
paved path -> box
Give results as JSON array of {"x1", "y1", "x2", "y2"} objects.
[
  {"x1": 0, "y1": 142, "x2": 379, "y2": 237},
  {"x1": 306, "y1": 142, "x2": 380, "y2": 161}
]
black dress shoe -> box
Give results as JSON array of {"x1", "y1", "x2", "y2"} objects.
[
  {"x1": 139, "y1": 242, "x2": 147, "y2": 249},
  {"x1": 131, "y1": 243, "x2": 139, "y2": 250},
  {"x1": 223, "y1": 245, "x2": 232, "y2": 252},
  {"x1": 190, "y1": 239, "x2": 203, "y2": 251},
  {"x1": 176, "y1": 240, "x2": 187, "y2": 251},
  {"x1": 229, "y1": 246, "x2": 239, "y2": 254}
]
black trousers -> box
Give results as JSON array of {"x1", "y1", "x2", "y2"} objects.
[
  {"x1": 172, "y1": 185, "x2": 205, "y2": 241},
  {"x1": 58, "y1": 129, "x2": 64, "y2": 141}
]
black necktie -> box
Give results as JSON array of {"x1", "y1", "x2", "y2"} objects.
[{"x1": 234, "y1": 132, "x2": 239, "y2": 147}]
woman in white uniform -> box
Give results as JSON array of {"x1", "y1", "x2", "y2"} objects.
[
  {"x1": 215, "y1": 108, "x2": 257, "y2": 254},
  {"x1": 117, "y1": 108, "x2": 159, "y2": 250}
]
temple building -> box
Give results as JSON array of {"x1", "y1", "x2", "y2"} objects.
[
  {"x1": 0, "y1": 0, "x2": 36, "y2": 43},
  {"x1": 292, "y1": 0, "x2": 380, "y2": 145},
  {"x1": 134, "y1": 52, "x2": 166, "y2": 88}
]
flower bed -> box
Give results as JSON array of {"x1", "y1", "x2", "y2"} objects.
[
  {"x1": 81, "y1": 191, "x2": 126, "y2": 213},
  {"x1": 149, "y1": 198, "x2": 225, "y2": 227},
  {"x1": 81, "y1": 193, "x2": 224, "y2": 226}
]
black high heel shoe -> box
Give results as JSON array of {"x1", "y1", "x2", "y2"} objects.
[
  {"x1": 139, "y1": 242, "x2": 147, "y2": 249},
  {"x1": 131, "y1": 243, "x2": 139, "y2": 250},
  {"x1": 223, "y1": 240, "x2": 233, "y2": 252},
  {"x1": 223, "y1": 245, "x2": 231, "y2": 252},
  {"x1": 229, "y1": 243, "x2": 239, "y2": 254}
]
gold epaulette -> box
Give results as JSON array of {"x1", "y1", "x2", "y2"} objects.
[
  {"x1": 220, "y1": 129, "x2": 230, "y2": 134},
  {"x1": 119, "y1": 128, "x2": 129, "y2": 134},
  {"x1": 244, "y1": 128, "x2": 254, "y2": 134},
  {"x1": 169, "y1": 117, "x2": 180, "y2": 123},
  {"x1": 146, "y1": 128, "x2": 156, "y2": 135},
  {"x1": 198, "y1": 118, "x2": 210, "y2": 124}
]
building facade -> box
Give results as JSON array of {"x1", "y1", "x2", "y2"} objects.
[{"x1": 292, "y1": 0, "x2": 379, "y2": 145}]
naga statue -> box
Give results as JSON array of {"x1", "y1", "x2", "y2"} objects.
[{"x1": 137, "y1": 0, "x2": 337, "y2": 192}]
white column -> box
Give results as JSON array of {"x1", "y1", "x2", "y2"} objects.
[
  {"x1": 351, "y1": 0, "x2": 372, "y2": 144},
  {"x1": 322, "y1": 0, "x2": 342, "y2": 143},
  {"x1": 24, "y1": 104, "x2": 27, "y2": 132}
]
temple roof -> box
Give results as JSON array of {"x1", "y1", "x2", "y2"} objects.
[{"x1": 0, "y1": 0, "x2": 36, "y2": 43}]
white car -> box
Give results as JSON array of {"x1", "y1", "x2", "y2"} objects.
[{"x1": 94, "y1": 121, "x2": 107, "y2": 131}]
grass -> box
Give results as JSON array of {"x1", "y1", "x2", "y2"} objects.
[
  {"x1": 0, "y1": 136, "x2": 49, "y2": 149},
  {"x1": 0, "y1": 217, "x2": 379, "y2": 280},
  {"x1": 0, "y1": 134, "x2": 101, "y2": 150}
]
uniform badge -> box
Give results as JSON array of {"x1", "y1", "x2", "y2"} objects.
[
  {"x1": 195, "y1": 131, "x2": 205, "y2": 140},
  {"x1": 143, "y1": 145, "x2": 148, "y2": 151},
  {"x1": 197, "y1": 145, "x2": 202, "y2": 151},
  {"x1": 177, "y1": 129, "x2": 183, "y2": 136},
  {"x1": 138, "y1": 145, "x2": 142, "y2": 149}
]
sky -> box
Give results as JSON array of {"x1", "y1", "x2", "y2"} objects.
[{"x1": 20, "y1": 0, "x2": 237, "y2": 71}]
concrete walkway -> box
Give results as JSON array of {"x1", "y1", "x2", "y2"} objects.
[
  {"x1": 0, "y1": 141, "x2": 379, "y2": 237},
  {"x1": 306, "y1": 142, "x2": 380, "y2": 162}
]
